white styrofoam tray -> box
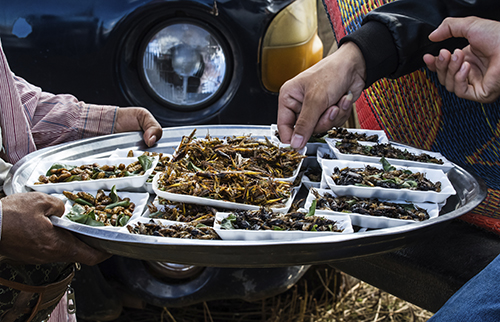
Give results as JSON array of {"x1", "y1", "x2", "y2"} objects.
[
  {"x1": 54, "y1": 190, "x2": 149, "y2": 229},
  {"x1": 27, "y1": 156, "x2": 158, "y2": 193},
  {"x1": 324, "y1": 128, "x2": 389, "y2": 144},
  {"x1": 304, "y1": 188, "x2": 441, "y2": 229},
  {"x1": 321, "y1": 159, "x2": 456, "y2": 203},
  {"x1": 109, "y1": 148, "x2": 172, "y2": 194},
  {"x1": 326, "y1": 138, "x2": 454, "y2": 172},
  {"x1": 213, "y1": 210, "x2": 353, "y2": 241},
  {"x1": 152, "y1": 172, "x2": 299, "y2": 213}
]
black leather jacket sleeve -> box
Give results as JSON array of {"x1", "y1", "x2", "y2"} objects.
[{"x1": 338, "y1": 0, "x2": 500, "y2": 87}]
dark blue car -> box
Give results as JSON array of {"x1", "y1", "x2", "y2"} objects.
[{"x1": 0, "y1": 0, "x2": 326, "y2": 320}]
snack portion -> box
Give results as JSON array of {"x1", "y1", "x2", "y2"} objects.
[
  {"x1": 36, "y1": 155, "x2": 156, "y2": 184},
  {"x1": 218, "y1": 207, "x2": 345, "y2": 232},
  {"x1": 326, "y1": 128, "x2": 380, "y2": 142},
  {"x1": 63, "y1": 186, "x2": 138, "y2": 227},
  {"x1": 311, "y1": 189, "x2": 430, "y2": 221},
  {"x1": 172, "y1": 129, "x2": 306, "y2": 180},
  {"x1": 335, "y1": 140, "x2": 444, "y2": 164},
  {"x1": 155, "y1": 169, "x2": 293, "y2": 209},
  {"x1": 147, "y1": 198, "x2": 220, "y2": 226},
  {"x1": 330, "y1": 161, "x2": 441, "y2": 192},
  {"x1": 126, "y1": 218, "x2": 220, "y2": 240}
]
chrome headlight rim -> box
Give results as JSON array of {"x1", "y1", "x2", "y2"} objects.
[{"x1": 137, "y1": 17, "x2": 232, "y2": 112}]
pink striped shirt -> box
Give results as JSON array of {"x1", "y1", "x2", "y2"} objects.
[{"x1": 0, "y1": 40, "x2": 118, "y2": 164}]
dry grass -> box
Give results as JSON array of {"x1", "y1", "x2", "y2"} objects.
[{"x1": 115, "y1": 265, "x2": 433, "y2": 322}]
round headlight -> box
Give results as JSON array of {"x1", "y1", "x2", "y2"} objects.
[{"x1": 141, "y1": 22, "x2": 227, "y2": 109}]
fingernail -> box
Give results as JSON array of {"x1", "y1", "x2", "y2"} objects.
[
  {"x1": 451, "y1": 54, "x2": 457, "y2": 62},
  {"x1": 460, "y1": 63, "x2": 467, "y2": 72},
  {"x1": 291, "y1": 134, "x2": 304, "y2": 149},
  {"x1": 329, "y1": 107, "x2": 339, "y2": 121},
  {"x1": 342, "y1": 91, "x2": 353, "y2": 110},
  {"x1": 438, "y1": 54, "x2": 444, "y2": 62},
  {"x1": 148, "y1": 135, "x2": 157, "y2": 147}
]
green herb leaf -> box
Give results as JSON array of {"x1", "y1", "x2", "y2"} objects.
[
  {"x1": 110, "y1": 185, "x2": 119, "y2": 203},
  {"x1": 307, "y1": 199, "x2": 317, "y2": 217},
  {"x1": 46, "y1": 163, "x2": 76, "y2": 176},
  {"x1": 119, "y1": 215, "x2": 130, "y2": 226},
  {"x1": 74, "y1": 198, "x2": 93, "y2": 207},
  {"x1": 105, "y1": 199, "x2": 130, "y2": 209},
  {"x1": 380, "y1": 157, "x2": 396, "y2": 172},
  {"x1": 138, "y1": 155, "x2": 155, "y2": 171},
  {"x1": 220, "y1": 214, "x2": 237, "y2": 230}
]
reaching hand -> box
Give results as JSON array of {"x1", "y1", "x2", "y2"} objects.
[
  {"x1": 423, "y1": 16, "x2": 500, "y2": 103},
  {"x1": 114, "y1": 107, "x2": 163, "y2": 147},
  {"x1": 277, "y1": 42, "x2": 366, "y2": 149},
  {"x1": 0, "y1": 192, "x2": 110, "y2": 265}
]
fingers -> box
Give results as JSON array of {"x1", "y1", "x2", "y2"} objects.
[
  {"x1": 444, "y1": 49, "x2": 466, "y2": 93},
  {"x1": 453, "y1": 61, "x2": 473, "y2": 99},
  {"x1": 0, "y1": 192, "x2": 111, "y2": 265},
  {"x1": 277, "y1": 82, "x2": 304, "y2": 144},
  {"x1": 138, "y1": 109, "x2": 163, "y2": 147},
  {"x1": 55, "y1": 229, "x2": 111, "y2": 266},
  {"x1": 114, "y1": 107, "x2": 163, "y2": 147},
  {"x1": 428, "y1": 17, "x2": 473, "y2": 42}
]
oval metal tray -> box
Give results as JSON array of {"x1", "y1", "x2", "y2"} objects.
[{"x1": 4, "y1": 125, "x2": 487, "y2": 267}]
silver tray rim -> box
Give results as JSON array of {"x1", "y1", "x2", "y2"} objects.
[{"x1": 4, "y1": 125, "x2": 487, "y2": 267}]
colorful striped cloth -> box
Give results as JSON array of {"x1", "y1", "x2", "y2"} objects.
[{"x1": 323, "y1": 0, "x2": 500, "y2": 234}]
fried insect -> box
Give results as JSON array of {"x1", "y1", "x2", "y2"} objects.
[
  {"x1": 63, "y1": 186, "x2": 135, "y2": 226},
  {"x1": 311, "y1": 189, "x2": 430, "y2": 221},
  {"x1": 127, "y1": 219, "x2": 220, "y2": 240},
  {"x1": 171, "y1": 129, "x2": 305, "y2": 179},
  {"x1": 147, "y1": 199, "x2": 221, "y2": 226},
  {"x1": 124, "y1": 150, "x2": 172, "y2": 183},
  {"x1": 327, "y1": 128, "x2": 379, "y2": 142},
  {"x1": 35, "y1": 155, "x2": 155, "y2": 184},
  {"x1": 330, "y1": 165, "x2": 441, "y2": 192},
  {"x1": 335, "y1": 139, "x2": 444, "y2": 164},
  {"x1": 156, "y1": 165, "x2": 293, "y2": 208},
  {"x1": 219, "y1": 207, "x2": 344, "y2": 232}
]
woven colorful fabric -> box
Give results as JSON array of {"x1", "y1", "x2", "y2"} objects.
[{"x1": 322, "y1": 0, "x2": 500, "y2": 234}]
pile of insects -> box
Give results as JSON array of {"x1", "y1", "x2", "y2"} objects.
[
  {"x1": 218, "y1": 207, "x2": 344, "y2": 232},
  {"x1": 147, "y1": 198, "x2": 224, "y2": 226},
  {"x1": 127, "y1": 219, "x2": 220, "y2": 240},
  {"x1": 327, "y1": 127, "x2": 379, "y2": 142},
  {"x1": 335, "y1": 139, "x2": 444, "y2": 164},
  {"x1": 330, "y1": 158, "x2": 441, "y2": 192},
  {"x1": 311, "y1": 189, "x2": 430, "y2": 221},
  {"x1": 156, "y1": 129, "x2": 303, "y2": 207},
  {"x1": 63, "y1": 186, "x2": 135, "y2": 227},
  {"x1": 36, "y1": 155, "x2": 155, "y2": 184}
]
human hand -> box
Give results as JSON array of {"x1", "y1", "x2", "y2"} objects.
[
  {"x1": 114, "y1": 107, "x2": 163, "y2": 147},
  {"x1": 277, "y1": 42, "x2": 366, "y2": 149},
  {"x1": 423, "y1": 16, "x2": 500, "y2": 103},
  {"x1": 0, "y1": 192, "x2": 110, "y2": 265}
]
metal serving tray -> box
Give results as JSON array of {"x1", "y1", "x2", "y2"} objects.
[{"x1": 4, "y1": 125, "x2": 487, "y2": 268}]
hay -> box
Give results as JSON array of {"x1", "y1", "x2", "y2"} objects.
[{"x1": 113, "y1": 265, "x2": 433, "y2": 322}]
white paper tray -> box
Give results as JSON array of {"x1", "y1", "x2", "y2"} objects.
[
  {"x1": 172, "y1": 131, "x2": 306, "y2": 183},
  {"x1": 321, "y1": 159, "x2": 456, "y2": 203},
  {"x1": 316, "y1": 145, "x2": 335, "y2": 167},
  {"x1": 152, "y1": 172, "x2": 298, "y2": 213},
  {"x1": 121, "y1": 217, "x2": 221, "y2": 240},
  {"x1": 26, "y1": 156, "x2": 158, "y2": 193},
  {"x1": 326, "y1": 138, "x2": 454, "y2": 172},
  {"x1": 54, "y1": 190, "x2": 149, "y2": 230},
  {"x1": 213, "y1": 210, "x2": 353, "y2": 240},
  {"x1": 109, "y1": 148, "x2": 172, "y2": 194},
  {"x1": 304, "y1": 188, "x2": 441, "y2": 229},
  {"x1": 325, "y1": 128, "x2": 389, "y2": 144}
]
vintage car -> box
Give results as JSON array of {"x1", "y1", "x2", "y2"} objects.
[
  {"x1": 0, "y1": 0, "x2": 323, "y2": 127},
  {"x1": 0, "y1": 0, "x2": 325, "y2": 320}
]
